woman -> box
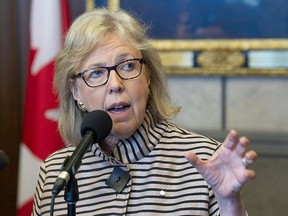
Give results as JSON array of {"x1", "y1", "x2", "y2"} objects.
[{"x1": 32, "y1": 8, "x2": 257, "y2": 215}]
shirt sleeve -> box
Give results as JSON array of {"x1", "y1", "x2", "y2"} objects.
[{"x1": 31, "y1": 161, "x2": 47, "y2": 216}]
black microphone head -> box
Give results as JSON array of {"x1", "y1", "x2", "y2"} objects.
[
  {"x1": 80, "y1": 110, "x2": 112, "y2": 142},
  {"x1": 0, "y1": 150, "x2": 9, "y2": 171}
]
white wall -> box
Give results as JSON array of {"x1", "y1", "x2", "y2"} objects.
[{"x1": 168, "y1": 76, "x2": 288, "y2": 134}]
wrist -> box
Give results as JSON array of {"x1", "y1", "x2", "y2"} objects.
[{"x1": 215, "y1": 193, "x2": 247, "y2": 216}]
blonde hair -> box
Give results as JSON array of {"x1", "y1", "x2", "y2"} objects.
[{"x1": 54, "y1": 8, "x2": 180, "y2": 146}]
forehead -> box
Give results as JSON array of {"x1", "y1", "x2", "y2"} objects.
[{"x1": 83, "y1": 36, "x2": 141, "y2": 67}]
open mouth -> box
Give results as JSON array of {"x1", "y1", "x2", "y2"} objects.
[{"x1": 107, "y1": 104, "x2": 131, "y2": 113}]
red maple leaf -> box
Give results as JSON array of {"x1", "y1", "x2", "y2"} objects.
[{"x1": 22, "y1": 49, "x2": 64, "y2": 160}]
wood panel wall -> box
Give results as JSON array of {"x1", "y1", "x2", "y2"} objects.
[
  {"x1": 0, "y1": 1, "x2": 82, "y2": 215},
  {"x1": 0, "y1": 0, "x2": 21, "y2": 215}
]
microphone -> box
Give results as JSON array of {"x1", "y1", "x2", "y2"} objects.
[
  {"x1": 0, "y1": 150, "x2": 9, "y2": 171},
  {"x1": 52, "y1": 110, "x2": 112, "y2": 196}
]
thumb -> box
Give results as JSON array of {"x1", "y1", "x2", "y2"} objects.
[
  {"x1": 185, "y1": 151, "x2": 205, "y2": 168},
  {"x1": 185, "y1": 152, "x2": 210, "y2": 180}
]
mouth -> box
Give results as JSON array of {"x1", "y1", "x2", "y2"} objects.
[{"x1": 107, "y1": 103, "x2": 131, "y2": 113}]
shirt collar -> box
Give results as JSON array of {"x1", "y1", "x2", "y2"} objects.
[{"x1": 91, "y1": 108, "x2": 168, "y2": 165}]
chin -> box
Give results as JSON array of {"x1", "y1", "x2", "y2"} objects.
[{"x1": 111, "y1": 127, "x2": 135, "y2": 140}]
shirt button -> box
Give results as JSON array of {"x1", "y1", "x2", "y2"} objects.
[{"x1": 159, "y1": 190, "x2": 166, "y2": 197}]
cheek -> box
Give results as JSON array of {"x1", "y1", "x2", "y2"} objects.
[
  {"x1": 80, "y1": 88, "x2": 106, "y2": 111},
  {"x1": 130, "y1": 79, "x2": 149, "y2": 107}
]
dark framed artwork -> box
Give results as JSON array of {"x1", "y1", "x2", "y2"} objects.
[{"x1": 91, "y1": 0, "x2": 288, "y2": 76}]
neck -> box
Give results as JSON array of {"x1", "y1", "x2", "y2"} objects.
[{"x1": 99, "y1": 135, "x2": 120, "y2": 155}]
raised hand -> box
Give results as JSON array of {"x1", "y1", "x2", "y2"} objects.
[{"x1": 185, "y1": 129, "x2": 257, "y2": 199}]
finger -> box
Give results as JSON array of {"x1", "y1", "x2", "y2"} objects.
[
  {"x1": 246, "y1": 150, "x2": 257, "y2": 159},
  {"x1": 185, "y1": 151, "x2": 208, "y2": 177},
  {"x1": 223, "y1": 129, "x2": 239, "y2": 150},
  {"x1": 243, "y1": 150, "x2": 258, "y2": 165},
  {"x1": 184, "y1": 151, "x2": 205, "y2": 168},
  {"x1": 244, "y1": 169, "x2": 257, "y2": 180},
  {"x1": 235, "y1": 136, "x2": 249, "y2": 157}
]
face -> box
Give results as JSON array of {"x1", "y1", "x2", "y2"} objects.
[{"x1": 71, "y1": 36, "x2": 150, "y2": 140}]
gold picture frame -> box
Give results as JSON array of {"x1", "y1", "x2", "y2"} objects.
[
  {"x1": 150, "y1": 39, "x2": 288, "y2": 76},
  {"x1": 89, "y1": 0, "x2": 288, "y2": 76}
]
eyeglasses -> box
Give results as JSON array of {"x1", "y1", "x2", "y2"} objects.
[{"x1": 71, "y1": 58, "x2": 145, "y2": 88}]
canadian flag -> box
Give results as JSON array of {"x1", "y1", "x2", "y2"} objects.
[{"x1": 17, "y1": 0, "x2": 70, "y2": 215}]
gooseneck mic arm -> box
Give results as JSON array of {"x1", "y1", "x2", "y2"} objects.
[{"x1": 52, "y1": 130, "x2": 95, "y2": 196}]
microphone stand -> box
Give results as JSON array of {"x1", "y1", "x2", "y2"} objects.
[
  {"x1": 51, "y1": 110, "x2": 112, "y2": 215},
  {"x1": 57, "y1": 155, "x2": 79, "y2": 216},
  {"x1": 64, "y1": 168, "x2": 79, "y2": 216},
  {"x1": 51, "y1": 131, "x2": 95, "y2": 215}
]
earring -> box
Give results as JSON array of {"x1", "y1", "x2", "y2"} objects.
[
  {"x1": 77, "y1": 101, "x2": 87, "y2": 112},
  {"x1": 148, "y1": 89, "x2": 151, "y2": 97}
]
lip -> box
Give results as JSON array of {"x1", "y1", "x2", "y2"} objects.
[{"x1": 107, "y1": 102, "x2": 131, "y2": 113}]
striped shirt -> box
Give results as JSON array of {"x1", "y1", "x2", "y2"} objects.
[{"x1": 32, "y1": 109, "x2": 220, "y2": 215}]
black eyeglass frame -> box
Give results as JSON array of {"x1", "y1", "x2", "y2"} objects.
[{"x1": 71, "y1": 58, "x2": 145, "y2": 88}]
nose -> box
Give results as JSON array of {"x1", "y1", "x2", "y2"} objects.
[{"x1": 107, "y1": 70, "x2": 124, "y2": 93}]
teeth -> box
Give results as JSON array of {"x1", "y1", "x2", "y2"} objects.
[
  {"x1": 108, "y1": 104, "x2": 130, "y2": 112},
  {"x1": 114, "y1": 105, "x2": 124, "y2": 109},
  {"x1": 108, "y1": 105, "x2": 125, "y2": 111}
]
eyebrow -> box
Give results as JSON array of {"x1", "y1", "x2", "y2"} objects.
[
  {"x1": 115, "y1": 54, "x2": 134, "y2": 63},
  {"x1": 87, "y1": 53, "x2": 136, "y2": 68}
]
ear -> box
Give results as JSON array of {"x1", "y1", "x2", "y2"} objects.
[
  {"x1": 145, "y1": 68, "x2": 151, "y2": 87},
  {"x1": 68, "y1": 79, "x2": 81, "y2": 102},
  {"x1": 147, "y1": 74, "x2": 151, "y2": 87}
]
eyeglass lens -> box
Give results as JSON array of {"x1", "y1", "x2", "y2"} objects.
[{"x1": 83, "y1": 59, "x2": 143, "y2": 87}]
